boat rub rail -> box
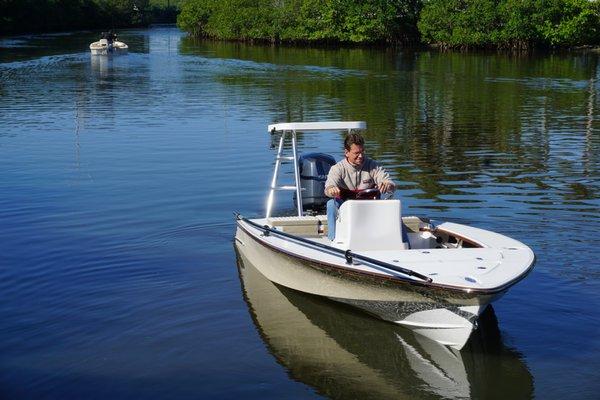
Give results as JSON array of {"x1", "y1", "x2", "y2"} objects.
[{"x1": 236, "y1": 219, "x2": 536, "y2": 297}]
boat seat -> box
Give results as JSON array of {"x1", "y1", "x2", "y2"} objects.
[{"x1": 335, "y1": 200, "x2": 408, "y2": 251}]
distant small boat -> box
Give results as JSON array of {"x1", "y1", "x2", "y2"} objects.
[{"x1": 89, "y1": 38, "x2": 128, "y2": 56}]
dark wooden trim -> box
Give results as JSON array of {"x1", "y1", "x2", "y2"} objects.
[{"x1": 434, "y1": 227, "x2": 485, "y2": 248}]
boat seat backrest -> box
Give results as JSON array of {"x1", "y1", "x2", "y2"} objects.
[{"x1": 335, "y1": 200, "x2": 408, "y2": 251}]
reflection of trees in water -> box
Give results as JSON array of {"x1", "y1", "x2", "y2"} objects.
[
  {"x1": 180, "y1": 38, "x2": 600, "y2": 209},
  {"x1": 583, "y1": 62, "x2": 598, "y2": 186},
  {"x1": 236, "y1": 250, "x2": 534, "y2": 400}
]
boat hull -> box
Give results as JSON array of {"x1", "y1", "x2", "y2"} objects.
[
  {"x1": 89, "y1": 41, "x2": 128, "y2": 55},
  {"x1": 235, "y1": 224, "x2": 502, "y2": 349}
]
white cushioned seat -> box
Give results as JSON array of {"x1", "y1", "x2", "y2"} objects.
[{"x1": 334, "y1": 200, "x2": 408, "y2": 251}]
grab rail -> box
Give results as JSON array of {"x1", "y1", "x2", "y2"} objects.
[
  {"x1": 268, "y1": 121, "x2": 366, "y2": 133},
  {"x1": 236, "y1": 214, "x2": 433, "y2": 283}
]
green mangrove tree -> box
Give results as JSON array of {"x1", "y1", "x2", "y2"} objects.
[
  {"x1": 177, "y1": 0, "x2": 422, "y2": 44},
  {"x1": 418, "y1": 0, "x2": 600, "y2": 49}
]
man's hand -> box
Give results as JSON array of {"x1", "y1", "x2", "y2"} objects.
[
  {"x1": 378, "y1": 181, "x2": 395, "y2": 193},
  {"x1": 326, "y1": 186, "x2": 341, "y2": 198}
]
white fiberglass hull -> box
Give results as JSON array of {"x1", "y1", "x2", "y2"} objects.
[{"x1": 235, "y1": 217, "x2": 534, "y2": 349}]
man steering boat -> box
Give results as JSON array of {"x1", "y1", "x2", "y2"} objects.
[{"x1": 324, "y1": 132, "x2": 396, "y2": 241}]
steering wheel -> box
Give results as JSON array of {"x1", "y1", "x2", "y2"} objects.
[
  {"x1": 339, "y1": 187, "x2": 381, "y2": 200},
  {"x1": 355, "y1": 188, "x2": 381, "y2": 200}
]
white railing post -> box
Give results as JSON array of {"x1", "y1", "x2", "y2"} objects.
[
  {"x1": 266, "y1": 131, "x2": 286, "y2": 218},
  {"x1": 292, "y1": 130, "x2": 303, "y2": 216}
]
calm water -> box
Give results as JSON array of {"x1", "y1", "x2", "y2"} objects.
[{"x1": 1, "y1": 26, "x2": 599, "y2": 399}]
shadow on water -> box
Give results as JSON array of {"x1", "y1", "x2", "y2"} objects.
[{"x1": 235, "y1": 249, "x2": 533, "y2": 400}]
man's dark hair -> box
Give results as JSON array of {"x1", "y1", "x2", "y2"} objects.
[{"x1": 344, "y1": 132, "x2": 365, "y2": 150}]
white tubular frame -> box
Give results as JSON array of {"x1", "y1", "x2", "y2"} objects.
[
  {"x1": 268, "y1": 121, "x2": 366, "y2": 133},
  {"x1": 265, "y1": 121, "x2": 367, "y2": 218}
]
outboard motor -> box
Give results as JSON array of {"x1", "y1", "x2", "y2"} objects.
[{"x1": 294, "y1": 153, "x2": 336, "y2": 212}]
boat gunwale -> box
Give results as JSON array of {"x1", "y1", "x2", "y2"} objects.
[{"x1": 236, "y1": 219, "x2": 536, "y2": 296}]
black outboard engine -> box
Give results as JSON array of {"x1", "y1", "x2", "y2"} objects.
[{"x1": 294, "y1": 153, "x2": 336, "y2": 212}]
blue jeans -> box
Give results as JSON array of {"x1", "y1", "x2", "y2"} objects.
[{"x1": 327, "y1": 198, "x2": 343, "y2": 240}]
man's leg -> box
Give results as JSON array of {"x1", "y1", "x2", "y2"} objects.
[
  {"x1": 327, "y1": 198, "x2": 342, "y2": 241},
  {"x1": 401, "y1": 222, "x2": 411, "y2": 249}
]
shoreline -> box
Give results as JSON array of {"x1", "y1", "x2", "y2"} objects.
[
  {"x1": 3, "y1": 25, "x2": 600, "y2": 54},
  {"x1": 180, "y1": 33, "x2": 600, "y2": 54}
]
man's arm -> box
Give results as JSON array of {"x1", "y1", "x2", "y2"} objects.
[
  {"x1": 369, "y1": 160, "x2": 396, "y2": 193},
  {"x1": 325, "y1": 186, "x2": 341, "y2": 198},
  {"x1": 324, "y1": 163, "x2": 343, "y2": 198}
]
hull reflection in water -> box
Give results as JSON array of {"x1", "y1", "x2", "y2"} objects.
[{"x1": 236, "y1": 248, "x2": 533, "y2": 400}]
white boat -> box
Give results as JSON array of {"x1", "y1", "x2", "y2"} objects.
[
  {"x1": 89, "y1": 38, "x2": 128, "y2": 55},
  {"x1": 234, "y1": 121, "x2": 535, "y2": 350}
]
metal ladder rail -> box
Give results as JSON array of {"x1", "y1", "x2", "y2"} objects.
[
  {"x1": 265, "y1": 130, "x2": 303, "y2": 218},
  {"x1": 265, "y1": 125, "x2": 357, "y2": 218}
]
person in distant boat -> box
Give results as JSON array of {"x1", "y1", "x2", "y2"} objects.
[
  {"x1": 324, "y1": 133, "x2": 396, "y2": 241},
  {"x1": 107, "y1": 30, "x2": 115, "y2": 44}
]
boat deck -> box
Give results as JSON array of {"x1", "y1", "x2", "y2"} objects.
[{"x1": 240, "y1": 216, "x2": 535, "y2": 290}]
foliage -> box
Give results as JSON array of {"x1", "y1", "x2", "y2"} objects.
[
  {"x1": 177, "y1": 0, "x2": 422, "y2": 44},
  {"x1": 2, "y1": 0, "x2": 599, "y2": 47},
  {"x1": 149, "y1": 0, "x2": 184, "y2": 22},
  {"x1": 418, "y1": 0, "x2": 600, "y2": 49},
  {"x1": 149, "y1": 0, "x2": 184, "y2": 6},
  {"x1": 0, "y1": 0, "x2": 151, "y2": 35}
]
